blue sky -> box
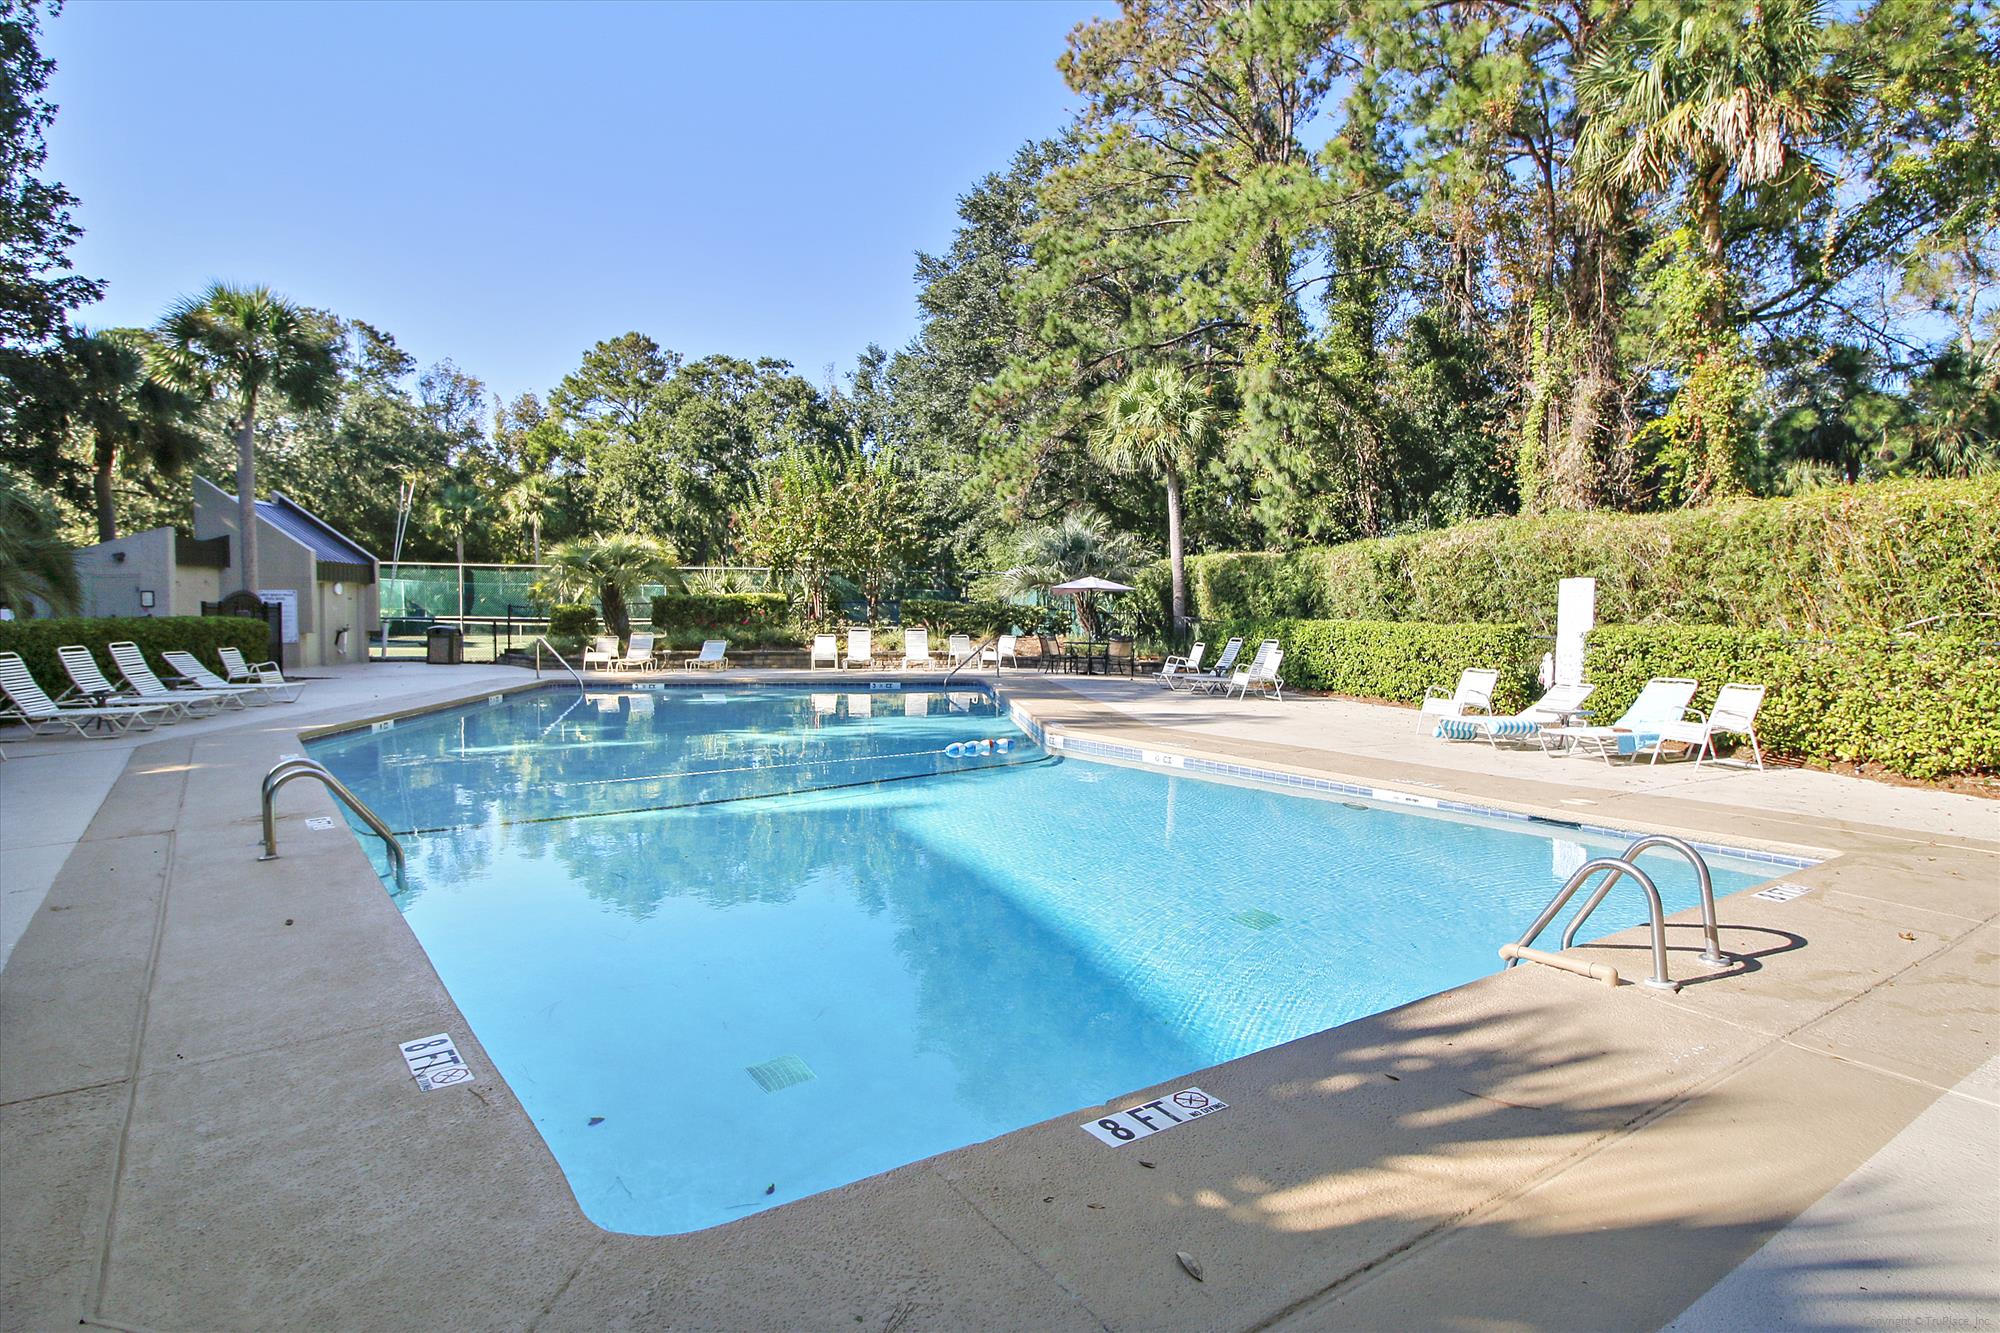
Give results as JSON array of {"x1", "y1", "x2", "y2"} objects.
[{"x1": 43, "y1": 1, "x2": 1104, "y2": 407}]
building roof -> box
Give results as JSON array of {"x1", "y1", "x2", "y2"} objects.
[{"x1": 255, "y1": 495, "x2": 376, "y2": 567}]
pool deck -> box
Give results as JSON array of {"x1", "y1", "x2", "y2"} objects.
[{"x1": 2, "y1": 662, "x2": 1994, "y2": 1331}]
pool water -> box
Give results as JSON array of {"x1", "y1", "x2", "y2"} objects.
[{"x1": 309, "y1": 684, "x2": 1779, "y2": 1235}]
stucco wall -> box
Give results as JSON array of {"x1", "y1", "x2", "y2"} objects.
[{"x1": 73, "y1": 528, "x2": 175, "y2": 618}]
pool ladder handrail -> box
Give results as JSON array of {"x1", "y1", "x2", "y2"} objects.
[
  {"x1": 1503, "y1": 834, "x2": 1729, "y2": 992},
  {"x1": 532, "y1": 635, "x2": 586, "y2": 691},
  {"x1": 942, "y1": 633, "x2": 1002, "y2": 685},
  {"x1": 259, "y1": 757, "x2": 407, "y2": 891}
]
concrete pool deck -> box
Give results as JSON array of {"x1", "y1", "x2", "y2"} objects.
[{"x1": 1, "y1": 662, "x2": 1994, "y2": 1331}]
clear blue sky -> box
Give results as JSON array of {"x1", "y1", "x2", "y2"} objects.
[{"x1": 43, "y1": 0, "x2": 1104, "y2": 408}]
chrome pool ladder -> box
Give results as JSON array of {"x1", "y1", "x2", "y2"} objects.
[
  {"x1": 532, "y1": 635, "x2": 586, "y2": 691},
  {"x1": 1501, "y1": 834, "x2": 1728, "y2": 992},
  {"x1": 259, "y1": 757, "x2": 407, "y2": 891}
]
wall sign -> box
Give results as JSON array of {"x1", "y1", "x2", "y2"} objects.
[
  {"x1": 398, "y1": 1033, "x2": 473, "y2": 1090},
  {"x1": 255, "y1": 588, "x2": 300, "y2": 644},
  {"x1": 1081, "y1": 1087, "x2": 1227, "y2": 1145}
]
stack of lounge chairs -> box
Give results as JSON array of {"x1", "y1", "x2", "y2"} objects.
[{"x1": 1, "y1": 642, "x2": 306, "y2": 741}]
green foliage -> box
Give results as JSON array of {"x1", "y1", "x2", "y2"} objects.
[
  {"x1": 0, "y1": 615, "x2": 267, "y2": 693},
  {"x1": 1210, "y1": 617, "x2": 1540, "y2": 712},
  {"x1": 1586, "y1": 625, "x2": 1999, "y2": 779},
  {"x1": 898, "y1": 598, "x2": 1018, "y2": 636},
  {"x1": 648, "y1": 592, "x2": 788, "y2": 632},
  {"x1": 0, "y1": 465, "x2": 78, "y2": 614},
  {"x1": 1153, "y1": 476, "x2": 1999, "y2": 634},
  {"x1": 545, "y1": 603, "x2": 598, "y2": 640},
  {"x1": 534, "y1": 534, "x2": 674, "y2": 640}
]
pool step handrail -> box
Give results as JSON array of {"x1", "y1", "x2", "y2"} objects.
[
  {"x1": 942, "y1": 633, "x2": 1001, "y2": 685},
  {"x1": 1504, "y1": 854, "x2": 1679, "y2": 990},
  {"x1": 532, "y1": 635, "x2": 586, "y2": 691},
  {"x1": 1560, "y1": 834, "x2": 1728, "y2": 965},
  {"x1": 259, "y1": 757, "x2": 407, "y2": 891}
]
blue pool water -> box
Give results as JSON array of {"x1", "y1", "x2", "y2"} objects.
[{"x1": 309, "y1": 684, "x2": 1780, "y2": 1235}]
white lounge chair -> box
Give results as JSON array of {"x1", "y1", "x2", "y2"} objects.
[
  {"x1": 1156, "y1": 641, "x2": 1206, "y2": 688},
  {"x1": 216, "y1": 647, "x2": 306, "y2": 702},
  {"x1": 902, "y1": 628, "x2": 932, "y2": 670},
  {"x1": 0, "y1": 652, "x2": 176, "y2": 737},
  {"x1": 1541, "y1": 677, "x2": 1700, "y2": 763},
  {"x1": 981, "y1": 633, "x2": 1019, "y2": 669},
  {"x1": 1419, "y1": 668, "x2": 1499, "y2": 730},
  {"x1": 582, "y1": 635, "x2": 619, "y2": 671},
  {"x1": 613, "y1": 632, "x2": 655, "y2": 672},
  {"x1": 107, "y1": 641, "x2": 240, "y2": 713},
  {"x1": 948, "y1": 633, "x2": 975, "y2": 666},
  {"x1": 812, "y1": 634, "x2": 839, "y2": 669},
  {"x1": 1434, "y1": 683, "x2": 1595, "y2": 746},
  {"x1": 1175, "y1": 637, "x2": 1243, "y2": 693},
  {"x1": 844, "y1": 627, "x2": 873, "y2": 669},
  {"x1": 683, "y1": 639, "x2": 729, "y2": 670},
  {"x1": 161, "y1": 651, "x2": 290, "y2": 706},
  {"x1": 57, "y1": 644, "x2": 192, "y2": 721},
  {"x1": 1228, "y1": 641, "x2": 1285, "y2": 700},
  {"x1": 1651, "y1": 683, "x2": 1767, "y2": 769}
]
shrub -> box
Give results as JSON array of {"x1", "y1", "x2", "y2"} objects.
[
  {"x1": 1150, "y1": 476, "x2": 2000, "y2": 634},
  {"x1": 0, "y1": 615, "x2": 270, "y2": 694},
  {"x1": 899, "y1": 597, "x2": 1019, "y2": 637},
  {"x1": 1586, "y1": 626, "x2": 2000, "y2": 780},
  {"x1": 546, "y1": 604, "x2": 599, "y2": 641},
  {"x1": 1214, "y1": 617, "x2": 1541, "y2": 711},
  {"x1": 649, "y1": 593, "x2": 790, "y2": 635}
]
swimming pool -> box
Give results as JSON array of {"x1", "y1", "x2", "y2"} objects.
[{"x1": 308, "y1": 683, "x2": 1787, "y2": 1235}]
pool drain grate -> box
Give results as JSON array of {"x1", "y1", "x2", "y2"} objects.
[
  {"x1": 747, "y1": 1055, "x2": 817, "y2": 1092},
  {"x1": 1233, "y1": 908, "x2": 1283, "y2": 931}
]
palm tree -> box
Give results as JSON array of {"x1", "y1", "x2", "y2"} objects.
[
  {"x1": 1089, "y1": 365, "x2": 1223, "y2": 632},
  {"x1": 429, "y1": 478, "x2": 494, "y2": 620},
  {"x1": 533, "y1": 535, "x2": 675, "y2": 642},
  {"x1": 152, "y1": 284, "x2": 339, "y2": 594},
  {"x1": 0, "y1": 468, "x2": 80, "y2": 615},
  {"x1": 502, "y1": 472, "x2": 557, "y2": 564},
  {"x1": 66, "y1": 329, "x2": 207, "y2": 543},
  {"x1": 984, "y1": 512, "x2": 1150, "y2": 639},
  {"x1": 1573, "y1": 0, "x2": 1855, "y2": 323}
]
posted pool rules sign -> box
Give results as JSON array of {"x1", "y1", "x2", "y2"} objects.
[{"x1": 1082, "y1": 1087, "x2": 1227, "y2": 1145}]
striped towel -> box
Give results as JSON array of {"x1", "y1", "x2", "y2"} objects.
[{"x1": 1434, "y1": 715, "x2": 1543, "y2": 741}]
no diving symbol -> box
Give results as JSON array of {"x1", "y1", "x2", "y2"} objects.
[
  {"x1": 423, "y1": 1066, "x2": 472, "y2": 1088},
  {"x1": 1173, "y1": 1090, "x2": 1210, "y2": 1110}
]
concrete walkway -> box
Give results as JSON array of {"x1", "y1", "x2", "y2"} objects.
[{"x1": 2, "y1": 665, "x2": 1994, "y2": 1332}]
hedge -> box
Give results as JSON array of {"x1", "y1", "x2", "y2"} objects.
[
  {"x1": 0, "y1": 616, "x2": 270, "y2": 695},
  {"x1": 546, "y1": 604, "x2": 599, "y2": 641},
  {"x1": 1138, "y1": 476, "x2": 2000, "y2": 636},
  {"x1": 1586, "y1": 626, "x2": 2000, "y2": 780},
  {"x1": 1214, "y1": 618, "x2": 1541, "y2": 712},
  {"x1": 648, "y1": 593, "x2": 789, "y2": 631},
  {"x1": 898, "y1": 597, "x2": 1019, "y2": 636}
]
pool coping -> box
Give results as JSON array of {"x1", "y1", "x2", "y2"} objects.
[{"x1": 4, "y1": 667, "x2": 1994, "y2": 1332}]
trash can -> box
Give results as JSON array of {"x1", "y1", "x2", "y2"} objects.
[{"x1": 425, "y1": 624, "x2": 463, "y2": 664}]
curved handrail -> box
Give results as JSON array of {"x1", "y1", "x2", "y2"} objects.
[
  {"x1": 1560, "y1": 834, "x2": 1728, "y2": 965},
  {"x1": 532, "y1": 636, "x2": 586, "y2": 691},
  {"x1": 1508, "y1": 855, "x2": 1678, "y2": 990},
  {"x1": 259, "y1": 758, "x2": 407, "y2": 891}
]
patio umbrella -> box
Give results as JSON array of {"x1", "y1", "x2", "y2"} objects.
[{"x1": 1048, "y1": 576, "x2": 1134, "y2": 638}]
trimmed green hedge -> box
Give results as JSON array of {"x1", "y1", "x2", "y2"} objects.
[
  {"x1": 1140, "y1": 476, "x2": 2000, "y2": 635},
  {"x1": 0, "y1": 616, "x2": 270, "y2": 695},
  {"x1": 1586, "y1": 626, "x2": 2000, "y2": 780},
  {"x1": 546, "y1": 604, "x2": 600, "y2": 640},
  {"x1": 1215, "y1": 618, "x2": 1540, "y2": 711},
  {"x1": 649, "y1": 593, "x2": 789, "y2": 630},
  {"x1": 899, "y1": 598, "x2": 1019, "y2": 637}
]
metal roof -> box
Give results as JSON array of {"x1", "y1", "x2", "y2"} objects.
[{"x1": 255, "y1": 496, "x2": 375, "y2": 567}]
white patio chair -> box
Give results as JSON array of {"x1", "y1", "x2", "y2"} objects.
[
  {"x1": 982, "y1": 633, "x2": 1019, "y2": 669},
  {"x1": 844, "y1": 627, "x2": 873, "y2": 669},
  {"x1": 683, "y1": 639, "x2": 729, "y2": 670},
  {"x1": 216, "y1": 647, "x2": 305, "y2": 702},
  {"x1": 58, "y1": 644, "x2": 195, "y2": 721},
  {"x1": 1540, "y1": 677, "x2": 1700, "y2": 764},
  {"x1": 1652, "y1": 683, "x2": 1767, "y2": 769},
  {"x1": 1433, "y1": 682, "x2": 1595, "y2": 746},
  {"x1": 1156, "y1": 641, "x2": 1206, "y2": 688},
  {"x1": 1418, "y1": 668, "x2": 1499, "y2": 730},
  {"x1": 582, "y1": 635, "x2": 619, "y2": 671},
  {"x1": 812, "y1": 634, "x2": 839, "y2": 669},
  {"x1": 161, "y1": 651, "x2": 289, "y2": 706},
  {"x1": 902, "y1": 628, "x2": 932, "y2": 670},
  {"x1": 1177, "y1": 638, "x2": 1243, "y2": 693},
  {"x1": 107, "y1": 641, "x2": 239, "y2": 713},
  {"x1": 948, "y1": 633, "x2": 975, "y2": 666},
  {"x1": 614, "y1": 632, "x2": 656, "y2": 671},
  {"x1": 1228, "y1": 641, "x2": 1285, "y2": 700}
]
